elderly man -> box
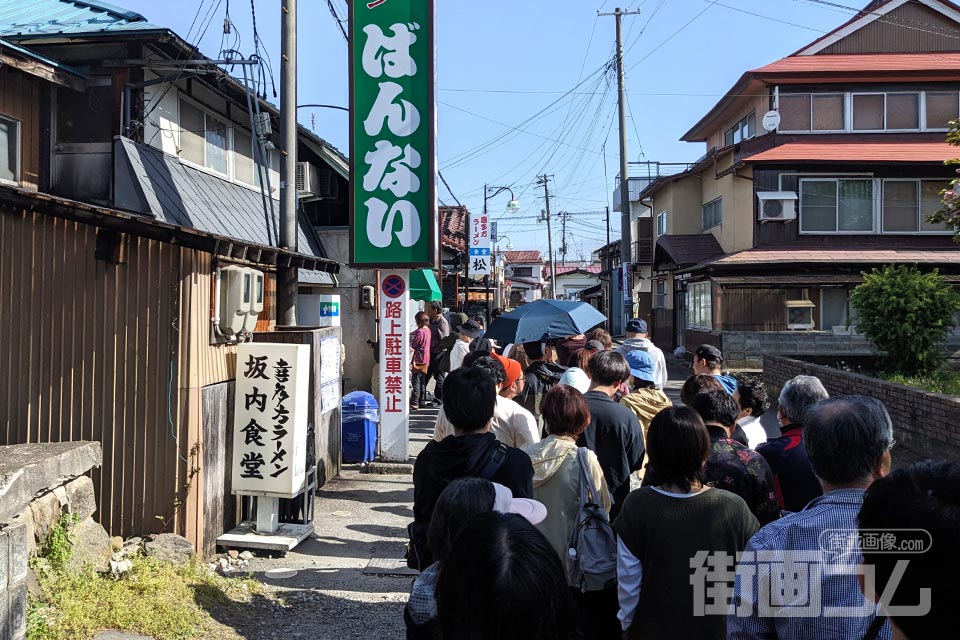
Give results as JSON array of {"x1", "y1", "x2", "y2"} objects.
[
  {"x1": 756, "y1": 375, "x2": 829, "y2": 514},
  {"x1": 616, "y1": 319, "x2": 667, "y2": 390},
  {"x1": 728, "y1": 396, "x2": 894, "y2": 640},
  {"x1": 425, "y1": 301, "x2": 450, "y2": 404}
]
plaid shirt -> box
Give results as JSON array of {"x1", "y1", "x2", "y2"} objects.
[{"x1": 728, "y1": 489, "x2": 892, "y2": 640}]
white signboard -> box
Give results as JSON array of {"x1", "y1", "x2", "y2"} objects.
[
  {"x1": 469, "y1": 212, "x2": 491, "y2": 276},
  {"x1": 232, "y1": 343, "x2": 310, "y2": 497},
  {"x1": 379, "y1": 270, "x2": 411, "y2": 461}
]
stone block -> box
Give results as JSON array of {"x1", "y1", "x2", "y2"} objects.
[
  {"x1": 6, "y1": 523, "x2": 27, "y2": 586},
  {"x1": 7, "y1": 581, "x2": 26, "y2": 640},
  {"x1": 0, "y1": 583, "x2": 8, "y2": 640},
  {"x1": 0, "y1": 528, "x2": 7, "y2": 591},
  {"x1": 64, "y1": 476, "x2": 98, "y2": 522},
  {"x1": 68, "y1": 518, "x2": 112, "y2": 574},
  {"x1": 144, "y1": 533, "x2": 195, "y2": 566},
  {"x1": 0, "y1": 442, "x2": 102, "y2": 523},
  {"x1": 29, "y1": 490, "x2": 63, "y2": 545}
]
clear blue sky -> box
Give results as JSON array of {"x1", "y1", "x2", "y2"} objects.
[{"x1": 122, "y1": 0, "x2": 860, "y2": 260}]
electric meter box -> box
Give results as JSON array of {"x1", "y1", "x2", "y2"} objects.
[
  {"x1": 241, "y1": 268, "x2": 265, "y2": 333},
  {"x1": 219, "y1": 266, "x2": 252, "y2": 336}
]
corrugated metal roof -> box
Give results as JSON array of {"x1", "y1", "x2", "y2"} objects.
[
  {"x1": 0, "y1": 0, "x2": 165, "y2": 38},
  {"x1": 713, "y1": 249, "x2": 960, "y2": 265},
  {"x1": 114, "y1": 137, "x2": 332, "y2": 284},
  {"x1": 745, "y1": 141, "x2": 957, "y2": 163},
  {"x1": 655, "y1": 234, "x2": 725, "y2": 269},
  {"x1": 503, "y1": 250, "x2": 543, "y2": 264},
  {"x1": 755, "y1": 52, "x2": 960, "y2": 74},
  {"x1": 0, "y1": 36, "x2": 86, "y2": 75}
]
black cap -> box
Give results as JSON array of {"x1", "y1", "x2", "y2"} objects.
[{"x1": 695, "y1": 344, "x2": 723, "y2": 362}]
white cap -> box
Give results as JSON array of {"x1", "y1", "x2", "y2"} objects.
[
  {"x1": 492, "y1": 482, "x2": 547, "y2": 525},
  {"x1": 559, "y1": 367, "x2": 591, "y2": 394}
]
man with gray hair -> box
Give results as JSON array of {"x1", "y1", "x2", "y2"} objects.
[
  {"x1": 729, "y1": 396, "x2": 894, "y2": 640},
  {"x1": 756, "y1": 375, "x2": 828, "y2": 514}
]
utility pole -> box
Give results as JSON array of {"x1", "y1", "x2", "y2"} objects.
[
  {"x1": 278, "y1": 0, "x2": 298, "y2": 326},
  {"x1": 537, "y1": 174, "x2": 557, "y2": 300},
  {"x1": 600, "y1": 6, "x2": 640, "y2": 329},
  {"x1": 559, "y1": 211, "x2": 569, "y2": 266}
]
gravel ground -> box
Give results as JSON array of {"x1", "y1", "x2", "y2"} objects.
[{"x1": 200, "y1": 405, "x2": 438, "y2": 640}]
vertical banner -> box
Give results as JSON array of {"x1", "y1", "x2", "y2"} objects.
[
  {"x1": 379, "y1": 269, "x2": 411, "y2": 461},
  {"x1": 470, "y1": 212, "x2": 491, "y2": 276},
  {"x1": 233, "y1": 343, "x2": 310, "y2": 497},
  {"x1": 350, "y1": 0, "x2": 436, "y2": 267}
]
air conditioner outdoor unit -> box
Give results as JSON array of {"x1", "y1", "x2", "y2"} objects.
[
  {"x1": 786, "y1": 300, "x2": 816, "y2": 330},
  {"x1": 757, "y1": 191, "x2": 798, "y2": 222},
  {"x1": 296, "y1": 162, "x2": 340, "y2": 201}
]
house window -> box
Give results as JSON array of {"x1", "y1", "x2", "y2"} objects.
[
  {"x1": 780, "y1": 94, "x2": 846, "y2": 132},
  {"x1": 655, "y1": 280, "x2": 667, "y2": 309},
  {"x1": 687, "y1": 282, "x2": 712, "y2": 330},
  {"x1": 0, "y1": 114, "x2": 20, "y2": 185},
  {"x1": 882, "y1": 179, "x2": 951, "y2": 233},
  {"x1": 799, "y1": 179, "x2": 873, "y2": 233},
  {"x1": 926, "y1": 91, "x2": 959, "y2": 130},
  {"x1": 512, "y1": 266, "x2": 533, "y2": 278},
  {"x1": 852, "y1": 92, "x2": 920, "y2": 131},
  {"x1": 702, "y1": 197, "x2": 722, "y2": 230},
  {"x1": 724, "y1": 112, "x2": 756, "y2": 146},
  {"x1": 179, "y1": 99, "x2": 229, "y2": 175},
  {"x1": 656, "y1": 211, "x2": 667, "y2": 236},
  {"x1": 821, "y1": 287, "x2": 858, "y2": 331}
]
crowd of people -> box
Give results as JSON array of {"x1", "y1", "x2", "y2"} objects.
[{"x1": 403, "y1": 313, "x2": 956, "y2": 640}]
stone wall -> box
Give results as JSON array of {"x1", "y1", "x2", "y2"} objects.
[
  {"x1": 764, "y1": 355, "x2": 960, "y2": 458},
  {"x1": 0, "y1": 442, "x2": 103, "y2": 640}
]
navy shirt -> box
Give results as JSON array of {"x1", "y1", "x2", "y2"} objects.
[{"x1": 756, "y1": 424, "x2": 823, "y2": 513}]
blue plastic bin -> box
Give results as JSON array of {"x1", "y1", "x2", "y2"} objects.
[{"x1": 342, "y1": 391, "x2": 379, "y2": 463}]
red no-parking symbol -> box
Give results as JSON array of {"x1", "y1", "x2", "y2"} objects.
[{"x1": 382, "y1": 275, "x2": 406, "y2": 299}]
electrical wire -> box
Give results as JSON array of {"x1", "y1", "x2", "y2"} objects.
[
  {"x1": 439, "y1": 171, "x2": 463, "y2": 207},
  {"x1": 326, "y1": 0, "x2": 349, "y2": 42}
]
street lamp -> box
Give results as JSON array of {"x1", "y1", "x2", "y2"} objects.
[{"x1": 473, "y1": 184, "x2": 519, "y2": 326}]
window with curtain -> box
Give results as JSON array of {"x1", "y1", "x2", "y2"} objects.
[
  {"x1": 0, "y1": 115, "x2": 19, "y2": 184},
  {"x1": 702, "y1": 198, "x2": 722, "y2": 230},
  {"x1": 882, "y1": 180, "x2": 951, "y2": 233},
  {"x1": 233, "y1": 128, "x2": 255, "y2": 185},
  {"x1": 178, "y1": 98, "x2": 229, "y2": 175},
  {"x1": 687, "y1": 282, "x2": 712, "y2": 330},
  {"x1": 800, "y1": 179, "x2": 873, "y2": 232}
]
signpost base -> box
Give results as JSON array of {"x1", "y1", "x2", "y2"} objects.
[
  {"x1": 217, "y1": 521, "x2": 315, "y2": 553},
  {"x1": 256, "y1": 496, "x2": 280, "y2": 534}
]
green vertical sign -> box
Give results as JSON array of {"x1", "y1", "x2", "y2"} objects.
[{"x1": 350, "y1": 0, "x2": 435, "y2": 267}]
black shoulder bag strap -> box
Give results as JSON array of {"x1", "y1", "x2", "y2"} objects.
[
  {"x1": 861, "y1": 613, "x2": 887, "y2": 640},
  {"x1": 471, "y1": 440, "x2": 509, "y2": 481}
]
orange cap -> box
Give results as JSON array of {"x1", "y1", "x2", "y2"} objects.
[{"x1": 493, "y1": 352, "x2": 523, "y2": 388}]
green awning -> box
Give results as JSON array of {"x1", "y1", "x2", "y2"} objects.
[{"x1": 410, "y1": 268, "x2": 442, "y2": 302}]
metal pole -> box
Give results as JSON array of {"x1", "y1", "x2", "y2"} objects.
[{"x1": 278, "y1": 0, "x2": 298, "y2": 326}]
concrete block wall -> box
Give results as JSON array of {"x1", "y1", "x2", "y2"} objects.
[
  {"x1": 764, "y1": 355, "x2": 960, "y2": 459},
  {"x1": 0, "y1": 522, "x2": 28, "y2": 640}
]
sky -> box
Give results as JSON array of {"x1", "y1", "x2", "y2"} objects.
[{"x1": 120, "y1": 0, "x2": 868, "y2": 261}]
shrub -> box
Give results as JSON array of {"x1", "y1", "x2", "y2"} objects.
[{"x1": 850, "y1": 265, "x2": 960, "y2": 375}]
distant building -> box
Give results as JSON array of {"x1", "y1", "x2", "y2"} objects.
[
  {"x1": 502, "y1": 250, "x2": 544, "y2": 307},
  {"x1": 546, "y1": 264, "x2": 602, "y2": 301}
]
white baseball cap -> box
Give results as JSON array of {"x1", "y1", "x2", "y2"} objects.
[{"x1": 492, "y1": 482, "x2": 547, "y2": 525}]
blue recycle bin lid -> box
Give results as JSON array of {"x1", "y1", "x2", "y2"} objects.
[{"x1": 342, "y1": 391, "x2": 378, "y2": 410}]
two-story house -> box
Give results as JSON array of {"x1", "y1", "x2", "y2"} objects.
[
  {"x1": 547, "y1": 264, "x2": 602, "y2": 301},
  {"x1": 645, "y1": 0, "x2": 960, "y2": 368},
  {"x1": 0, "y1": 0, "x2": 355, "y2": 552},
  {"x1": 503, "y1": 250, "x2": 545, "y2": 307}
]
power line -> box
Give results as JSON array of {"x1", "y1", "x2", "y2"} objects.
[
  {"x1": 326, "y1": 0, "x2": 349, "y2": 42},
  {"x1": 438, "y1": 171, "x2": 463, "y2": 207}
]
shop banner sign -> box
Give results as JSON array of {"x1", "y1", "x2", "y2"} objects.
[
  {"x1": 470, "y1": 212, "x2": 491, "y2": 276},
  {"x1": 232, "y1": 343, "x2": 310, "y2": 497},
  {"x1": 350, "y1": 0, "x2": 435, "y2": 267}
]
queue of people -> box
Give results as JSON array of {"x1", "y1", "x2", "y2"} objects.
[{"x1": 403, "y1": 317, "x2": 955, "y2": 640}]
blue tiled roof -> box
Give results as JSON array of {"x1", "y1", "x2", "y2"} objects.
[{"x1": 0, "y1": 0, "x2": 166, "y2": 38}]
